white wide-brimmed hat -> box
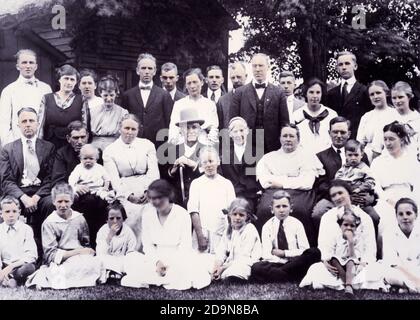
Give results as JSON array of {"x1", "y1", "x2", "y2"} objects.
[{"x1": 175, "y1": 107, "x2": 205, "y2": 126}]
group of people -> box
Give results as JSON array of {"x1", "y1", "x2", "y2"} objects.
[{"x1": 0, "y1": 48, "x2": 419, "y2": 295}]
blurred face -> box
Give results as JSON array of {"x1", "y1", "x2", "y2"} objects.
[
  {"x1": 107, "y1": 208, "x2": 124, "y2": 230},
  {"x1": 396, "y1": 203, "x2": 417, "y2": 235},
  {"x1": 80, "y1": 149, "x2": 97, "y2": 169},
  {"x1": 329, "y1": 122, "x2": 351, "y2": 149},
  {"x1": 18, "y1": 111, "x2": 38, "y2": 139},
  {"x1": 79, "y1": 75, "x2": 96, "y2": 99},
  {"x1": 185, "y1": 73, "x2": 203, "y2": 98},
  {"x1": 384, "y1": 130, "x2": 402, "y2": 156},
  {"x1": 136, "y1": 58, "x2": 156, "y2": 84},
  {"x1": 391, "y1": 90, "x2": 411, "y2": 115},
  {"x1": 160, "y1": 69, "x2": 178, "y2": 92},
  {"x1": 279, "y1": 76, "x2": 295, "y2": 96},
  {"x1": 180, "y1": 122, "x2": 200, "y2": 144},
  {"x1": 230, "y1": 121, "x2": 249, "y2": 146},
  {"x1": 148, "y1": 189, "x2": 171, "y2": 212},
  {"x1": 340, "y1": 215, "x2": 358, "y2": 234},
  {"x1": 100, "y1": 89, "x2": 117, "y2": 108},
  {"x1": 345, "y1": 149, "x2": 363, "y2": 167},
  {"x1": 53, "y1": 193, "x2": 73, "y2": 218},
  {"x1": 306, "y1": 83, "x2": 322, "y2": 110},
  {"x1": 251, "y1": 55, "x2": 268, "y2": 83},
  {"x1": 16, "y1": 53, "x2": 37, "y2": 79},
  {"x1": 280, "y1": 127, "x2": 299, "y2": 153},
  {"x1": 59, "y1": 74, "x2": 77, "y2": 93},
  {"x1": 67, "y1": 128, "x2": 88, "y2": 154},
  {"x1": 207, "y1": 69, "x2": 224, "y2": 91},
  {"x1": 230, "y1": 66, "x2": 247, "y2": 89},
  {"x1": 229, "y1": 210, "x2": 248, "y2": 230},
  {"x1": 369, "y1": 85, "x2": 387, "y2": 109},
  {"x1": 330, "y1": 186, "x2": 351, "y2": 208},
  {"x1": 336, "y1": 54, "x2": 357, "y2": 80},
  {"x1": 1, "y1": 202, "x2": 20, "y2": 226},
  {"x1": 271, "y1": 197, "x2": 291, "y2": 222},
  {"x1": 200, "y1": 151, "x2": 219, "y2": 178},
  {"x1": 120, "y1": 119, "x2": 139, "y2": 144}
]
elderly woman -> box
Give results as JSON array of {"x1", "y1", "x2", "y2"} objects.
[
  {"x1": 371, "y1": 81, "x2": 420, "y2": 159},
  {"x1": 90, "y1": 75, "x2": 128, "y2": 151},
  {"x1": 255, "y1": 123, "x2": 324, "y2": 245},
  {"x1": 168, "y1": 68, "x2": 219, "y2": 146},
  {"x1": 121, "y1": 179, "x2": 211, "y2": 290},
  {"x1": 103, "y1": 114, "x2": 159, "y2": 251},
  {"x1": 39, "y1": 64, "x2": 89, "y2": 150},
  {"x1": 356, "y1": 80, "x2": 399, "y2": 163},
  {"x1": 291, "y1": 78, "x2": 338, "y2": 155}
]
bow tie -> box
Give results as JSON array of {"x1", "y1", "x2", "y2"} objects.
[
  {"x1": 25, "y1": 80, "x2": 35, "y2": 86},
  {"x1": 140, "y1": 85, "x2": 152, "y2": 90},
  {"x1": 303, "y1": 109, "x2": 329, "y2": 134},
  {"x1": 254, "y1": 83, "x2": 266, "y2": 89}
]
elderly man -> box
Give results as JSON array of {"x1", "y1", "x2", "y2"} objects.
[
  {"x1": 203, "y1": 65, "x2": 226, "y2": 104},
  {"x1": 160, "y1": 62, "x2": 186, "y2": 101},
  {"x1": 279, "y1": 71, "x2": 305, "y2": 117},
  {"x1": 121, "y1": 53, "x2": 173, "y2": 148},
  {"x1": 230, "y1": 53, "x2": 289, "y2": 153},
  {"x1": 217, "y1": 62, "x2": 248, "y2": 130},
  {"x1": 0, "y1": 49, "x2": 52, "y2": 146},
  {"x1": 0, "y1": 107, "x2": 55, "y2": 240}
]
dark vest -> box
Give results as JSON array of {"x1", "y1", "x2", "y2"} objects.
[{"x1": 253, "y1": 87, "x2": 266, "y2": 129}]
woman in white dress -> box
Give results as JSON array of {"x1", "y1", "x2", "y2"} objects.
[
  {"x1": 121, "y1": 179, "x2": 212, "y2": 290},
  {"x1": 357, "y1": 80, "x2": 399, "y2": 163},
  {"x1": 103, "y1": 114, "x2": 160, "y2": 250},
  {"x1": 291, "y1": 78, "x2": 338, "y2": 155}
]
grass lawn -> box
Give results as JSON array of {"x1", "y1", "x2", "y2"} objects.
[{"x1": 1, "y1": 282, "x2": 420, "y2": 300}]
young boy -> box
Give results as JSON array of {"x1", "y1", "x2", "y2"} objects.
[
  {"x1": 68, "y1": 144, "x2": 113, "y2": 201},
  {"x1": 251, "y1": 190, "x2": 320, "y2": 283},
  {"x1": 188, "y1": 146, "x2": 236, "y2": 254},
  {"x1": 0, "y1": 196, "x2": 37, "y2": 287},
  {"x1": 335, "y1": 139, "x2": 380, "y2": 236}
]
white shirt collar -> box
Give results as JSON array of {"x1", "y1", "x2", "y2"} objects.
[
  {"x1": 287, "y1": 95, "x2": 295, "y2": 102},
  {"x1": 49, "y1": 210, "x2": 82, "y2": 223},
  {"x1": 21, "y1": 136, "x2": 37, "y2": 146},
  {"x1": 139, "y1": 81, "x2": 153, "y2": 89},
  {"x1": 184, "y1": 142, "x2": 198, "y2": 158},
  {"x1": 341, "y1": 76, "x2": 356, "y2": 87},
  {"x1": 168, "y1": 88, "x2": 177, "y2": 100},
  {"x1": 18, "y1": 75, "x2": 37, "y2": 84},
  {"x1": 252, "y1": 79, "x2": 269, "y2": 87}
]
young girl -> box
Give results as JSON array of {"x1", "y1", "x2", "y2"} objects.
[
  {"x1": 26, "y1": 183, "x2": 101, "y2": 289},
  {"x1": 212, "y1": 198, "x2": 261, "y2": 283},
  {"x1": 382, "y1": 198, "x2": 420, "y2": 293},
  {"x1": 96, "y1": 201, "x2": 137, "y2": 284}
]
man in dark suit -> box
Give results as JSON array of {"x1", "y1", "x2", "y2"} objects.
[
  {"x1": 230, "y1": 53, "x2": 289, "y2": 154},
  {"x1": 0, "y1": 107, "x2": 55, "y2": 238},
  {"x1": 216, "y1": 62, "x2": 248, "y2": 130},
  {"x1": 160, "y1": 62, "x2": 186, "y2": 102},
  {"x1": 121, "y1": 53, "x2": 173, "y2": 148},
  {"x1": 326, "y1": 51, "x2": 371, "y2": 138},
  {"x1": 202, "y1": 65, "x2": 227, "y2": 104}
]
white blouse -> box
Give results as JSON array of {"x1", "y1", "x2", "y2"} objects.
[{"x1": 96, "y1": 223, "x2": 137, "y2": 256}]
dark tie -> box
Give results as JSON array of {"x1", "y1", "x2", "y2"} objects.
[
  {"x1": 210, "y1": 91, "x2": 216, "y2": 102},
  {"x1": 341, "y1": 81, "x2": 348, "y2": 107},
  {"x1": 26, "y1": 80, "x2": 34, "y2": 86},
  {"x1": 277, "y1": 221, "x2": 288, "y2": 250},
  {"x1": 303, "y1": 109, "x2": 329, "y2": 134},
  {"x1": 140, "y1": 85, "x2": 152, "y2": 90},
  {"x1": 255, "y1": 83, "x2": 266, "y2": 89}
]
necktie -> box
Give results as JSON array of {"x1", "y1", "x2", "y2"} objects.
[
  {"x1": 255, "y1": 83, "x2": 266, "y2": 89},
  {"x1": 26, "y1": 80, "x2": 34, "y2": 86},
  {"x1": 277, "y1": 221, "x2": 288, "y2": 250},
  {"x1": 140, "y1": 86, "x2": 152, "y2": 90},
  {"x1": 7, "y1": 225, "x2": 16, "y2": 234},
  {"x1": 25, "y1": 139, "x2": 40, "y2": 183},
  {"x1": 302, "y1": 109, "x2": 329, "y2": 134},
  {"x1": 341, "y1": 81, "x2": 348, "y2": 107},
  {"x1": 336, "y1": 148, "x2": 341, "y2": 156},
  {"x1": 210, "y1": 91, "x2": 216, "y2": 102}
]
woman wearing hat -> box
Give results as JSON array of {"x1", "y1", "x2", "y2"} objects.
[{"x1": 164, "y1": 107, "x2": 205, "y2": 208}]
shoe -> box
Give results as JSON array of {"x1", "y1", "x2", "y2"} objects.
[{"x1": 345, "y1": 284, "x2": 354, "y2": 296}]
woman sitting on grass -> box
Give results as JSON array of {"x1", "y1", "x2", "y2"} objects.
[
  {"x1": 96, "y1": 201, "x2": 136, "y2": 284},
  {"x1": 26, "y1": 183, "x2": 101, "y2": 289},
  {"x1": 212, "y1": 198, "x2": 261, "y2": 283}
]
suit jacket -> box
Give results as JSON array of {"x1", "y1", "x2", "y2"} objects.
[
  {"x1": 0, "y1": 138, "x2": 55, "y2": 199},
  {"x1": 174, "y1": 89, "x2": 186, "y2": 102},
  {"x1": 326, "y1": 81, "x2": 371, "y2": 138},
  {"x1": 230, "y1": 83, "x2": 289, "y2": 153},
  {"x1": 216, "y1": 91, "x2": 234, "y2": 130},
  {"x1": 202, "y1": 85, "x2": 227, "y2": 103},
  {"x1": 121, "y1": 84, "x2": 173, "y2": 147}
]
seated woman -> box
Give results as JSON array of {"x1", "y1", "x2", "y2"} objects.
[
  {"x1": 121, "y1": 179, "x2": 211, "y2": 290},
  {"x1": 103, "y1": 113, "x2": 160, "y2": 251},
  {"x1": 96, "y1": 201, "x2": 136, "y2": 284},
  {"x1": 90, "y1": 75, "x2": 128, "y2": 151},
  {"x1": 39, "y1": 64, "x2": 89, "y2": 150},
  {"x1": 251, "y1": 191, "x2": 320, "y2": 283},
  {"x1": 212, "y1": 198, "x2": 261, "y2": 283},
  {"x1": 381, "y1": 198, "x2": 420, "y2": 293},
  {"x1": 256, "y1": 123, "x2": 324, "y2": 245},
  {"x1": 26, "y1": 183, "x2": 101, "y2": 289},
  {"x1": 291, "y1": 78, "x2": 338, "y2": 155}
]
